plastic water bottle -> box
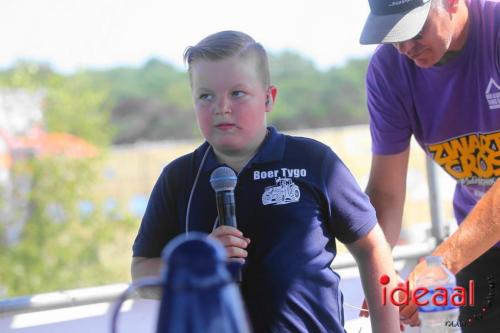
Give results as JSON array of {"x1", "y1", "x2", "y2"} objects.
[
  {"x1": 415, "y1": 256, "x2": 460, "y2": 333},
  {"x1": 155, "y1": 232, "x2": 251, "y2": 333}
]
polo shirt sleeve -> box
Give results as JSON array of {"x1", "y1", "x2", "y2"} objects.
[
  {"x1": 322, "y1": 148, "x2": 377, "y2": 244},
  {"x1": 132, "y1": 166, "x2": 178, "y2": 258},
  {"x1": 366, "y1": 48, "x2": 413, "y2": 155}
]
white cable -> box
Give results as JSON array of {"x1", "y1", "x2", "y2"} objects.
[
  {"x1": 343, "y1": 302, "x2": 370, "y2": 313},
  {"x1": 185, "y1": 146, "x2": 211, "y2": 234}
]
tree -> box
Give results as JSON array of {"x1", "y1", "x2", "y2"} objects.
[
  {"x1": 0, "y1": 63, "x2": 135, "y2": 297},
  {"x1": 0, "y1": 156, "x2": 137, "y2": 296}
]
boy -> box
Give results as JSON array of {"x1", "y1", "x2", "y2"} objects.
[{"x1": 131, "y1": 30, "x2": 399, "y2": 333}]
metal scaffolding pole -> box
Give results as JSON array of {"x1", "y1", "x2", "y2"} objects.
[{"x1": 425, "y1": 156, "x2": 447, "y2": 244}]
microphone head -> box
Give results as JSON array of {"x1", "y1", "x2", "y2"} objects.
[{"x1": 210, "y1": 166, "x2": 237, "y2": 192}]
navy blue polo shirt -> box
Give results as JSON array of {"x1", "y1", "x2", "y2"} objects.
[{"x1": 133, "y1": 127, "x2": 377, "y2": 333}]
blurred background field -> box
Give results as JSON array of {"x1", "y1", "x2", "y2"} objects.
[
  {"x1": 97, "y1": 125, "x2": 456, "y2": 256},
  {"x1": 0, "y1": 3, "x2": 454, "y2": 332},
  {"x1": 0, "y1": 56, "x2": 455, "y2": 298}
]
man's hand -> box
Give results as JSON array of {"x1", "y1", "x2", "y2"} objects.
[{"x1": 210, "y1": 226, "x2": 250, "y2": 264}]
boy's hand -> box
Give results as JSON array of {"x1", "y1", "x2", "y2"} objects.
[
  {"x1": 399, "y1": 260, "x2": 430, "y2": 328},
  {"x1": 359, "y1": 273, "x2": 420, "y2": 330},
  {"x1": 210, "y1": 226, "x2": 251, "y2": 264},
  {"x1": 398, "y1": 278, "x2": 420, "y2": 328}
]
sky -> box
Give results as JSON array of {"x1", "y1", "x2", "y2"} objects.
[{"x1": 0, "y1": 0, "x2": 377, "y2": 73}]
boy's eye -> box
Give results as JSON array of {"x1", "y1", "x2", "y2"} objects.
[
  {"x1": 232, "y1": 91, "x2": 245, "y2": 98},
  {"x1": 199, "y1": 94, "x2": 214, "y2": 101}
]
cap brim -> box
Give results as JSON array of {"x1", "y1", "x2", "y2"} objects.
[{"x1": 359, "y1": 1, "x2": 432, "y2": 45}]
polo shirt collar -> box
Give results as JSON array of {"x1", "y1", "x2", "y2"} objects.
[
  {"x1": 252, "y1": 126, "x2": 285, "y2": 164},
  {"x1": 201, "y1": 126, "x2": 285, "y2": 172}
]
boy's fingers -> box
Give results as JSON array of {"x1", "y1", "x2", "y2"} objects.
[
  {"x1": 403, "y1": 311, "x2": 420, "y2": 327},
  {"x1": 209, "y1": 226, "x2": 251, "y2": 261},
  {"x1": 225, "y1": 246, "x2": 248, "y2": 259},
  {"x1": 214, "y1": 234, "x2": 249, "y2": 248},
  {"x1": 399, "y1": 292, "x2": 420, "y2": 327},
  {"x1": 211, "y1": 225, "x2": 243, "y2": 237},
  {"x1": 228, "y1": 257, "x2": 246, "y2": 265}
]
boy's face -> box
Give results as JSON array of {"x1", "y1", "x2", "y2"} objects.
[{"x1": 190, "y1": 55, "x2": 276, "y2": 156}]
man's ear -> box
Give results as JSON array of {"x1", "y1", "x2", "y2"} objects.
[{"x1": 265, "y1": 85, "x2": 278, "y2": 112}]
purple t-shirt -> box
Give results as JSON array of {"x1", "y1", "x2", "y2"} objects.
[{"x1": 366, "y1": 0, "x2": 500, "y2": 228}]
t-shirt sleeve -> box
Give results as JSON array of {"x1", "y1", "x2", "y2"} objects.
[
  {"x1": 132, "y1": 166, "x2": 178, "y2": 257},
  {"x1": 322, "y1": 148, "x2": 377, "y2": 244},
  {"x1": 366, "y1": 50, "x2": 413, "y2": 155},
  {"x1": 496, "y1": 20, "x2": 500, "y2": 72}
]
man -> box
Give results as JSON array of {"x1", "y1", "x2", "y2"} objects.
[{"x1": 359, "y1": 0, "x2": 500, "y2": 331}]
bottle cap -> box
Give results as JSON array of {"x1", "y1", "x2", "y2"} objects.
[{"x1": 425, "y1": 255, "x2": 443, "y2": 266}]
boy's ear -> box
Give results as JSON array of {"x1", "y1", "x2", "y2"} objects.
[
  {"x1": 265, "y1": 85, "x2": 278, "y2": 112},
  {"x1": 447, "y1": 0, "x2": 459, "y2": 13}
]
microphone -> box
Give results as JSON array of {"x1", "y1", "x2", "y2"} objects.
[
  {"x1": 210, "y1": 166, "x2": 238, "y2": 228},
  {"x1": 210, "y1": 166, "x2": 244, "y2": 283}
]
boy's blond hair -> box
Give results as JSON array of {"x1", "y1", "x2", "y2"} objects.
[{"x1": 183, "y1": 30, "x2": 270, "y2": 88}]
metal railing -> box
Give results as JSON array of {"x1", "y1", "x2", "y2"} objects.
[
  {"x1": 0, "y1": 153, "x2": 444, "y2": 317},
  {"x1": 0, "y1": 283, "x2": 129, "y2": 316},
  {"x1": 0, "y1": 239, "x2": 436, "y2": 316},
  {"x1": 332, "y1": 239, "x2": 435, "y2": 270}
]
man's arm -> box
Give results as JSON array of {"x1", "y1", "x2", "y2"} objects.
[
  {"x1": 346, "y1": 224, "x2": 400, "y2": 333},
  {"x1": 365, "y1": 147, "x2": 410, "y2": 247},
  {"x1": 399, "y1": 181, "x2": 499, "y2": 327},
  {"x1": 131, "y1": 257, "x2": 163, "y2": 299},
  {"x1": 414, "y1": 180, "x2": 500, "y2": 276}
]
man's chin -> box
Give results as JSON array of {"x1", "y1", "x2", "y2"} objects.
[
  {"x1": 413, "y1": 57, "x2": 436, "y2": 69},
  {"x1": 412, "y1": 52, "x2": 444, "y2": 68}
]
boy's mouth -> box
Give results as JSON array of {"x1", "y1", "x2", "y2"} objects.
[{"x1": 215, "y1": 123, "x2": 236, "y2": 130}]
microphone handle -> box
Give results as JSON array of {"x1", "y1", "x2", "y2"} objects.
[
  {"x1": 216, "y1": 190, "x2": 242, "y2": 283},
  {"x1": 216, "y1": 191, "x2": 237, "y2": 228}
]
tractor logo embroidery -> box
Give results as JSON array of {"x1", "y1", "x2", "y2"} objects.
[{"x1": 262, "y1": 177, "x2": 300, "y2": 205}]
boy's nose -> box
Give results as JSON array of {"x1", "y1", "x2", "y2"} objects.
[{"x1": 215, "y1": 97, "x2": 231, "y2": 114}]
